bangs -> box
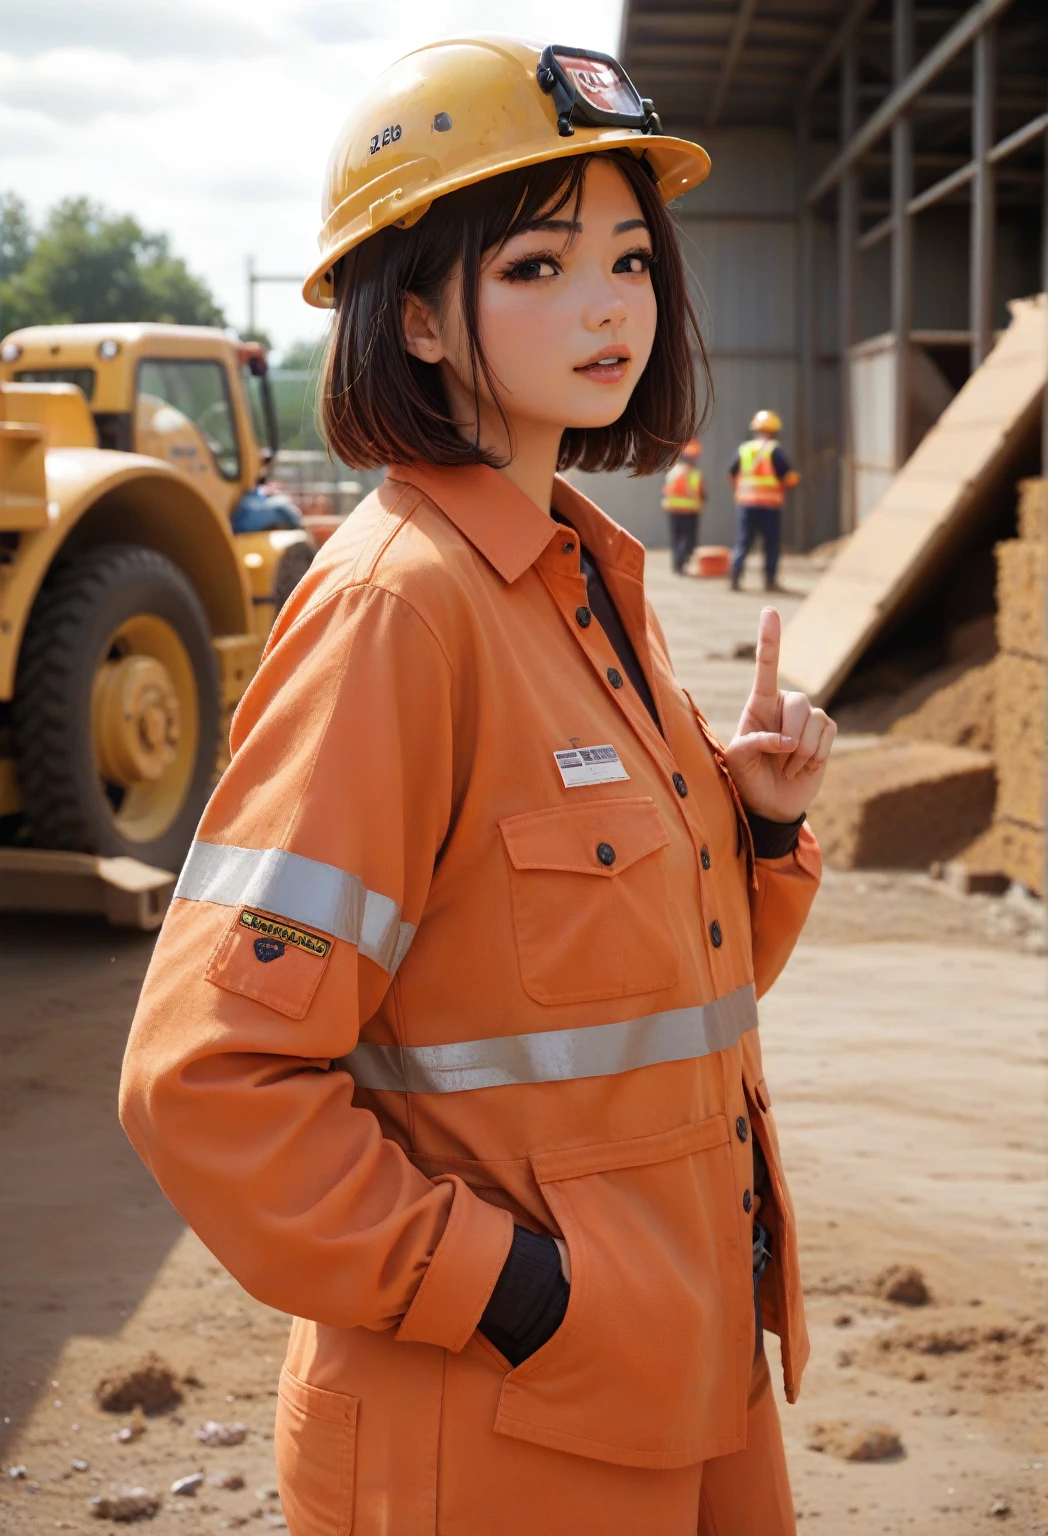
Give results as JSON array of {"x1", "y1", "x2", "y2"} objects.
[{"x1": 322, "y1": 150, "x2": 710, "y2": 476}]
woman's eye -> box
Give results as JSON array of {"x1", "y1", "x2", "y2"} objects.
[
  {"x1": 613, "y1": 249, "x2": 653, "y2": 275},
  {"x1": 503, "y1": 256, "x2": 560, "y2": 283}
]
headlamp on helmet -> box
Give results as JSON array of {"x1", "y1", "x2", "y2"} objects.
[{"x1": 537, "y1": 46, "x2": 661, "y2": 139}]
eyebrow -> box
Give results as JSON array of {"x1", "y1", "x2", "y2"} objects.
[{"x1": 510, "y1": 216, "x2": 651, "y2": 238}]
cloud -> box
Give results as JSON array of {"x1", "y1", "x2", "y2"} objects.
[
  {"x1": 203, "y1": 173, "x2": 309, "y2": 204},
  {"x1": 291, "y1": 2, "x2": 373, "y2": 44},
  {"x1": 0, "y1": 51, "x2": 169, "y2": 125},
  {"x1": 0, "y1": 107, "x2": 58, "y2": 155},
  {"x1": 0, "y1": 0, "x2": 272, "y2": 61}
]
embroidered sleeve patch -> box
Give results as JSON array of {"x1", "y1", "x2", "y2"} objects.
[{"x1": 240, "y1": 909, "x2": 331, "y2": 958}]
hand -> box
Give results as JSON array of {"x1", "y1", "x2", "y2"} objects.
[
  {"x1": 553, "y1": 1236, "x2": 572, "y2": 1285},
  {"x1": 724, "y1": 607, "x2": 837, "y2": 823}
]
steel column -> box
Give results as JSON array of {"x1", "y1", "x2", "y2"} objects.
[
  {"x1": 797, "y1": 106, "x2": 817, "y2": 551},
  {"x1": 839, "y1": 38, "x2": 860, "y2": 532},
  {"x1": 970, "y1": 25, "x2": 997, "y2": 368},
  {"x1": 891, "y1": 0, "x2": 915, "y2": 470},
  {"x1": 806, "y1": 0, "x2": 1017, "y2": 206}
]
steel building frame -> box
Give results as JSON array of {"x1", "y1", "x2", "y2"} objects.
[{"x1": 798, "y1": 0, "x2": 1047, "y2": 528}]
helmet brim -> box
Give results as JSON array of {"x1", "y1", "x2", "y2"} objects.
[{"x1": 303, "y1": 130, "x2": 710, "y2": 308}]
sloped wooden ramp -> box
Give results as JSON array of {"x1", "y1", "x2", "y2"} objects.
[{"x1": 781, "y1": 294, "x2": 1045, "y2": 705}]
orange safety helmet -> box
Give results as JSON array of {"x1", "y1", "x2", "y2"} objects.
[
  {"x1": 304, "y1": 36, "x2": 711, "y2": 307},
  {"x1": 682, "y1": 438, "x2": 702, "y2": 457},
  {"x1": 749, "y1": 410, "x2": 782, "y2": 435}
]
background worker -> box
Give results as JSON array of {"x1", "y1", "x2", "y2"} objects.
[
  {"x1": 661, "y1": 436, "x2": 704, "y2": 573},
  {"x1": 729, "y1": 409, "x2": 799, "y2": 592}
]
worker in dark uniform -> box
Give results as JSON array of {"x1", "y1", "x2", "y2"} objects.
[{"x1": 729, "y1": 410, "x2": 799, "y2": 592}]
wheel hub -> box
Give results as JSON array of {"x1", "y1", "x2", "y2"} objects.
[{"x1": 93, "y1": 654, "x2": 182, "y2": 787}]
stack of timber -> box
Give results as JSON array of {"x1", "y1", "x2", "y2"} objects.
[{"x1": 990, "y1": 479, "x2": 1045, "y2": 893}]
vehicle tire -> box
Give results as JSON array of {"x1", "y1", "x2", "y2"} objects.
[
  {"x1": 12, "y1": 544, "x2": 220, "y2": 870},
  {"x1": 272, "y1": 537, "x2": 316, "y2": 617}
]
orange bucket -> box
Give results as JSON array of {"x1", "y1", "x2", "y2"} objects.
[{"x1": 696, "y1": 545, "x2": 731, "y2": 577}]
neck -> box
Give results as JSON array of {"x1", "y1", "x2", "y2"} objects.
[
  {"x1": 439, "y1": 365, "x2": 563, "y2": 514},
  {"x1": 491, "y1": 417, "x2": 564, "y2": 515}
]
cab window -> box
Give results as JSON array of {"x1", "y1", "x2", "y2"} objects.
[
  {"x1": 137, "y1": 359, "x2": 240, "y2": 480},
  {"x1": 15, "y1": 367, "x2": 96, "y2": 401}
]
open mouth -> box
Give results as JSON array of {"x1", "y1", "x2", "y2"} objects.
[{"x1": 574, "y1": 350, "x2": 631, "y2": 384}]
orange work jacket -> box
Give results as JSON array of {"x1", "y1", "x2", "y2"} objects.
[{"x1": 120, "y1": 462, "x2": 819, "y2": 1475}]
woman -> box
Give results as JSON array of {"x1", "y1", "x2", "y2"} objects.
[{"x1": 120, "y1": 36, "x2": 835, "y2": 1536}]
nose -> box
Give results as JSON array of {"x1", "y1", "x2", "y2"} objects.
[{"x1": 582, "y1": 280, "x2": 627, "y2": 334}]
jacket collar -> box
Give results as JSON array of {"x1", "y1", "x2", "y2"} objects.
[{"x1": 386, "y1": 462, "x2": 645, "y2": 585}]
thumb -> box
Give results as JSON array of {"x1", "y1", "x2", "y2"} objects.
[{"x1": 726, "y1": 730, "x2": 796, "y2": 769}]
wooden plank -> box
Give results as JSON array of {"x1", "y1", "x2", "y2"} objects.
[{"x1": 780, "y1": 294, "x2": 1046, "y2": 703}]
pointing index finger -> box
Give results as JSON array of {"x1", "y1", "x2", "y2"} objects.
[{"x1": 752, "y1": 606, "x2": 781, "y2": 701}]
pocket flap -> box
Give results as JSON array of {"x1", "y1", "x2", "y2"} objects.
[
  {"x1": 499, "y1": 798, "x2": 669, "y2": 878},
  {"x1": 206, "y1": 906, "x2": 333, "y2": 1020}
]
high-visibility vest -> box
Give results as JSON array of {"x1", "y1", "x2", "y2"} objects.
[
  {"x1": 734, "y1": 438, "x2": 784, "y2": 508},
  {"x1": 661, "y1": 462, "x2": 703, "y2": 512}
]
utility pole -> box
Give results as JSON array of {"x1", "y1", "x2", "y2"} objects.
[{"x1": 244, "y1": 257, "x2": 306, "y2": 339}]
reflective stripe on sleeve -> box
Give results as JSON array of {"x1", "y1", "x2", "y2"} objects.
[
  {"x1": 335, "y1": 983, "x2": 757, "y2": 1094},
  {"x1": 175, "y1": 840, "x2": 416, "y2": 974}
]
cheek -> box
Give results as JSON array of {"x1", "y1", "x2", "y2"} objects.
[
  {"x1": 633, "y1": 282, "x2": 658, "y2": 369},
  {"x1": 478, "y1": 285, "x2": 566, "y2": 388}
]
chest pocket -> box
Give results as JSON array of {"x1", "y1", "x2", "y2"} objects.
[{"x1": 499, "y1": 797, "x2": 680, "y2": 1006}]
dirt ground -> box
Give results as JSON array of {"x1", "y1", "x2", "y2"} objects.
[{"x1": 2, "y1": 554, "x2": 1045, "y2": 1534}]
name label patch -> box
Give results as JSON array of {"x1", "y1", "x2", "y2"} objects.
[
  {"x1": 240, "y1": 909, "x2": 331, "y2": 959},
  {"x1": 554, "y1": 744, "x2": 630, "y2": 789}
]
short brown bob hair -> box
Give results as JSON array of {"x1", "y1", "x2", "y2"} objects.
[{"x1": 321, "y1": 149, "x2": 711, "y2": 477}]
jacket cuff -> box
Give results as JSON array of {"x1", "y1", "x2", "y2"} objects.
[
  {"x1": 396, "y1": 1175, "x2": 514, "y2": 1352},
  {"x1": 747, "y1": 809, "x2": 806, "y2": 860},
  {"x1": 479, "y1": 1226, "x2": 570, "y2": 1367}
]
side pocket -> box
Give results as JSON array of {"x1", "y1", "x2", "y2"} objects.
[{"x1": 275, "y1": 1367, "x2": 358, "y2": 1536}]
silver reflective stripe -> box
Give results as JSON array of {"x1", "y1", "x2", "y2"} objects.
[
  {"x1": 336, "y1": 983, "x2": 757, "y2": 1094},
  {"x1": 175, "y1": 840, "x2": 415, "y2": 974}
]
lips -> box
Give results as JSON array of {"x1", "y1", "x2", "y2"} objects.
[{"x1": 574, "y1": 345, "x2": 632, "y2": 384}]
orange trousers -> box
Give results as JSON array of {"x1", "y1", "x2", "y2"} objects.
[{"x1": 277, "y1": 1336, "x2": 795, "y2": 1536}]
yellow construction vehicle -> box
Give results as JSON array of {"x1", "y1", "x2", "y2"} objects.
[{"x1": 0, "y1": 323, "x2": 316, "y2": 908}]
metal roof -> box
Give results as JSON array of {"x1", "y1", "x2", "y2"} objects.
[{"x1": 621, "y1": 0, "x2": 1047, "y2": 166}]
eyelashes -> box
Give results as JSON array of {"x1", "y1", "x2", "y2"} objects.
[{"x1": 498, "y1": 247, "x2": 654, "y2": 283}]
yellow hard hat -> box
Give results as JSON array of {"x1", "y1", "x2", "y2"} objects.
[
  {"x1": 750, "y1": 409, "x2": 782, "y2": 434},
  {"x1": 304, "y1": 35, "x2": 711, "y2": 307}
]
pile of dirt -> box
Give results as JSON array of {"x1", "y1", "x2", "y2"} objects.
[
  {"x1": 861, "y1": 1317, "x2": 1047, "y2": 1397},
  {"x1": 806, "y1": 1422, "x2": 904, "y2": 1462},
  {"x1": 806, "y1": 739, "x2": 996, "y2": 870},
  {"x1": 94, "y1": 1354, "x2": 183, "y2": 1416},
  {"x1": 875, "y1": 1264, "x2": 932, "y2": 1306},
  {"x1": 833, "y1": 613, "x2": 998, "y2": 750}
]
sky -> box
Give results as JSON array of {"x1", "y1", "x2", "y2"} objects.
[{"x1": 1, "y1": 0, "x2": 625, "y2": 359}]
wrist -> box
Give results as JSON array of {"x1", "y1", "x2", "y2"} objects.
[{"x1": 745, "y1": 808, "x2": 805, "y2": 859}]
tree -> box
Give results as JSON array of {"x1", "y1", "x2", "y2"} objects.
[
  {"x1": 0, "y1": 193, "x2": 33, "y2": 283},
  {"x1": 277, "y1": 338, "x2": 325, "y2": 373},
  {"x1": 0, "y1": 195, "x2": 225, "y2": 332}
]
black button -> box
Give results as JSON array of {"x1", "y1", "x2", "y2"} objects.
[
  {"x1": 561, "y1": 540, "x2": 575, "y2": 554},
  {"x1": 596, "y1": 842, "x2": 616, "y2": 867},
  {"x1": 710, "y1": 919, "x2": 723, "y2": 947},
  {"x1": 700, "y1": 845, "x2": 711, "y2": 870},
  {"x1": 736, "y1": 1116, "x2": 749, "y2": 1142},
  {"x1": 575, "y1": 605, "x2": 591, "y2": 628},
  {"x1": 743, "y1": 1188, "x2": 753, "y2": 1214},
  {"x1": 672, "y1": 772, "x2": 688, "y2": 797},
  {"x1": 607, "y1": 667, "x2": 623, "y2": 689}
]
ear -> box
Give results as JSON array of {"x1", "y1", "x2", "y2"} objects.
[{"x1": 402, "y1": 293, "x2": 446, "y2": 364}]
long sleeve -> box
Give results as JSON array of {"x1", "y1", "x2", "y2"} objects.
[
  {"x1": 119, "y1": 579, "x2": 513, "y2": 1347},
  {"x1": 748, "y1": 823, "x2": 821, "y2": 997}
]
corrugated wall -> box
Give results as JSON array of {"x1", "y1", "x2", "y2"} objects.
[{"x1": 572, "y1": 128, "x2": 839, "y2": 551}]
